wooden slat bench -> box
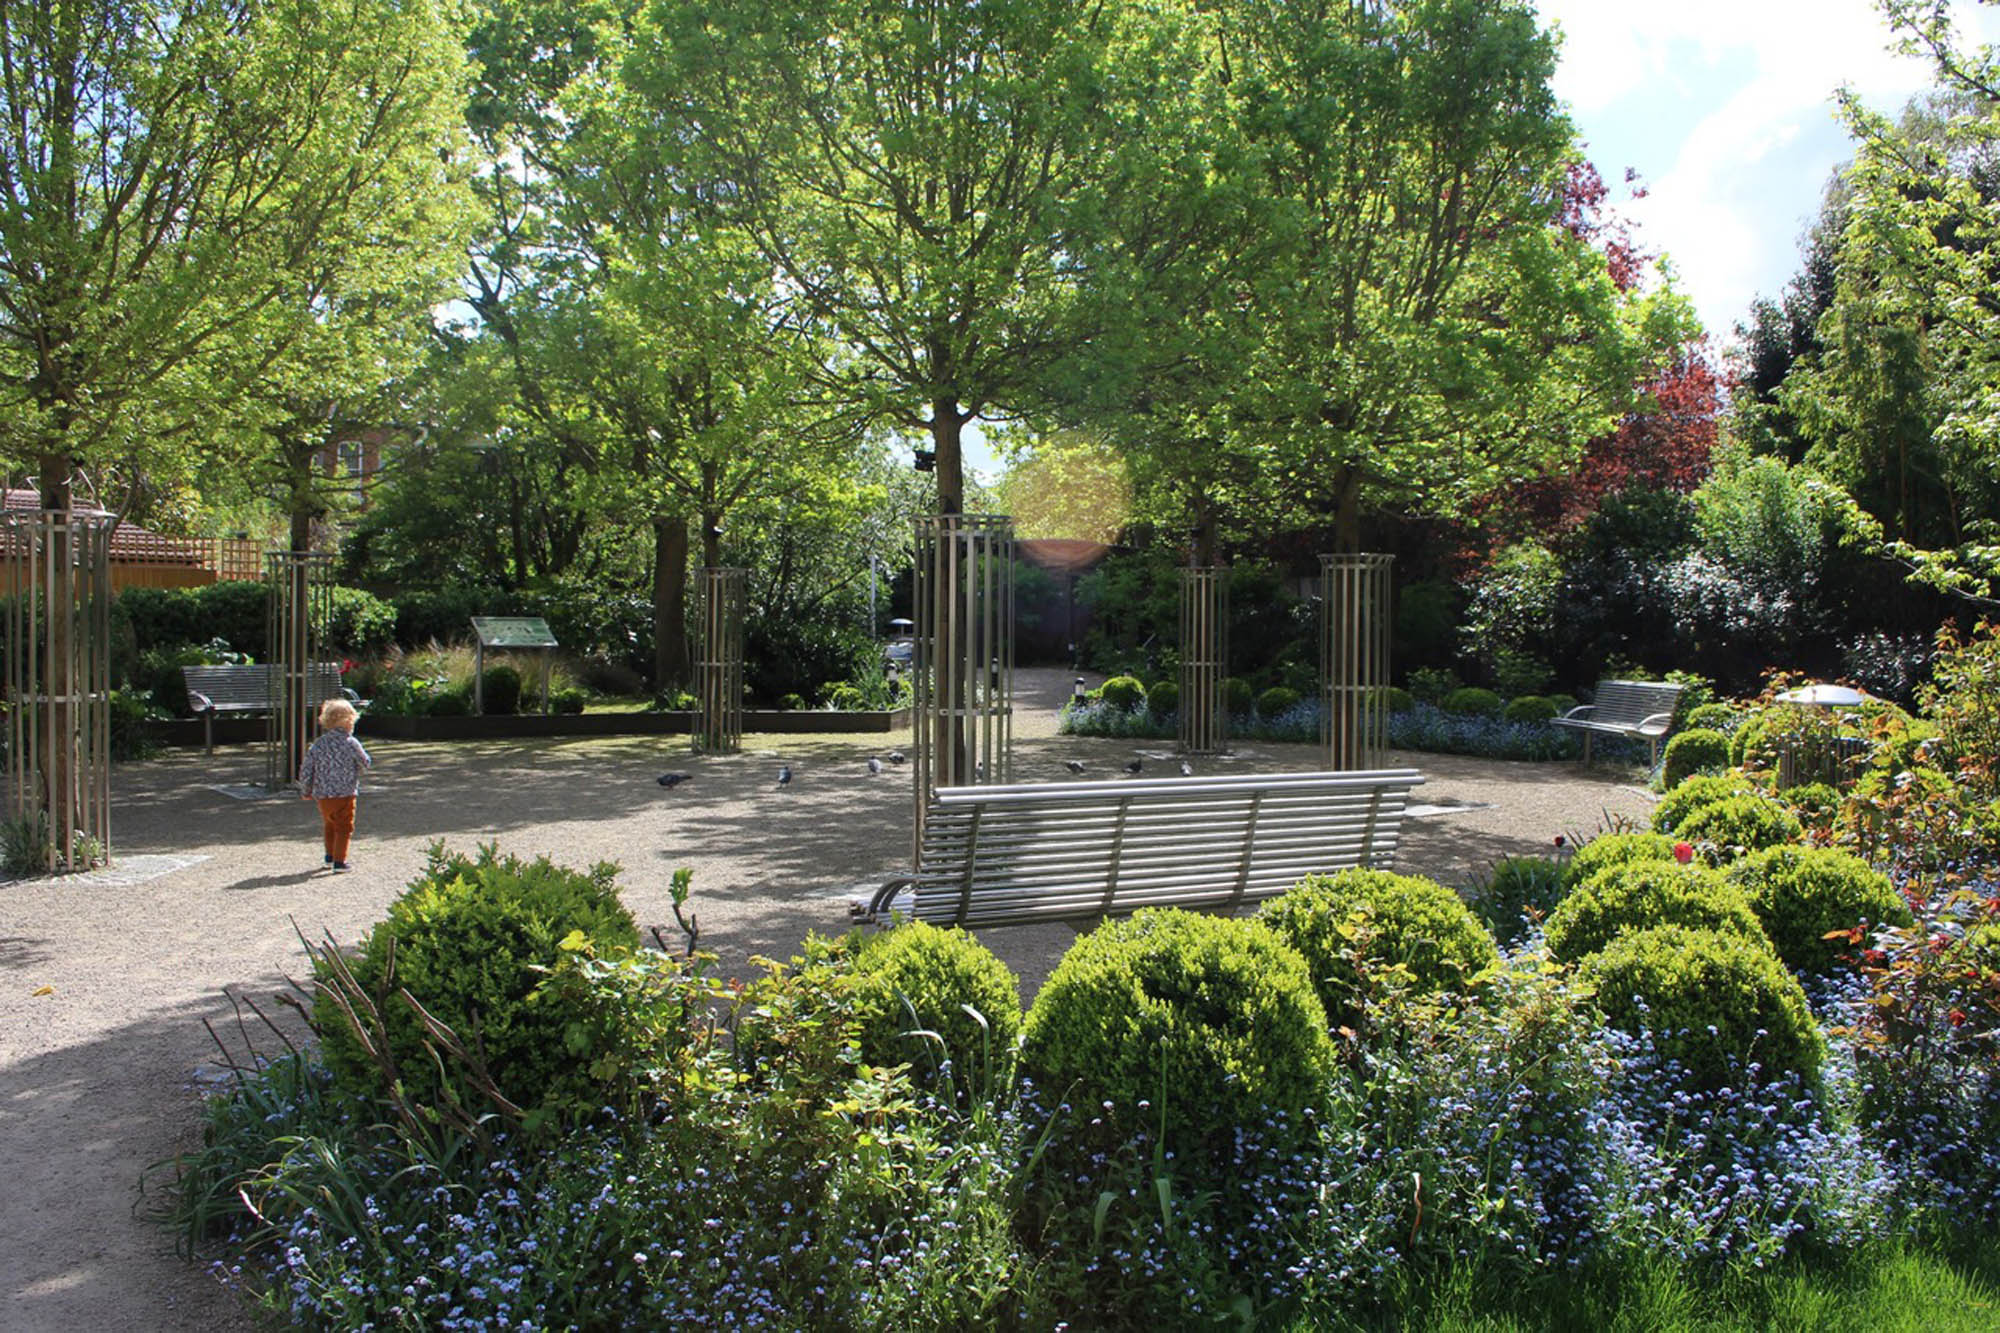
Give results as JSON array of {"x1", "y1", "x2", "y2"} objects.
[
  {"x1": 182, "y1": 662, "x2": 352, "y2": 754},
  {"x1": 1551, "y1": 679, "x2": 1684, "y2": 765},
  {"x1": 858, "y1": 768, "x2": 1426, "y2": 929}
]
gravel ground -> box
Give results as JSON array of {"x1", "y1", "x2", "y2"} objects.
[{"x1": 0, "y1": 669, "x2": 1654, "y2": 1331}]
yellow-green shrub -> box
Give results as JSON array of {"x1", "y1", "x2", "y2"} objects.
[
  {"x1": 849, "y1": 923, "x2": 1022, "y2": 1093},
  {"x1": 1545, "y1": 861, "x2": 1770, "y2": 964},
  {"x1": 1725, "y1": 845, "x2": 1912, "y2": 976}
]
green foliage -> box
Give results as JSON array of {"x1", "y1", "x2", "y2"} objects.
[
  {"x1": 1406, "y1": 667, "x2": 1461, "y2": 703},
  {"x1": 1662, "y1": 728, "x2": 1732, "y2": 788},
  {"x1": 0, "y1": 812, "x2": 49, "y2": 876},
  {"x1": 1782, "y1": 781, "x2": 1844, "y2": 830},
  {"x1": 1145, "y1": 679, "x2": 1179, "y2": 717},
  {"x1": 1653, "y1": 772, "x2": 1759, "y2": 835},
  {"x1": 1502, "y1": 694, "x2": 1559, "y2": 724},
  {"x1": 1684, "y1": 701, "x2": 1740, "y2": 733},
  {"x1": 1381, "y1": 685, "x2": 1416, "y2": 714},
  {"x1": 1019, "y1": 909, "x2": 1333, "y2": 1152},
  {"x1": 1098, "y1": 675, "x2": 1146, "y2": 711},
  {"x1": 315, "y1": 844, "x2": 638, "y2": 1118},
  {"x1": 1441, "y1": 687, "x2": 1505, "y2": 718},
  {"x1": 1223, "y1": 676, "x2": 1256, "y2": 715},
  {"x1": 1490, "y1": 648, "x2": 1554, "y2": 698},
  {"x1": 1256, "y1": 685, "x2": 1302, "y2": 717},
  {"x1": 1257, "y1": 870, "x2": 1498, "y2": 1037},
  {"x1": 109, "y1": 686, "x2": 164, "y2": 761},
  {"x1": 549, "y1": 687, "x2": 587, "y2": 715},
  {"x1": 1920, "y1": 621, "x2": 2000, "y2": 796},
  {"x1": 1725, "y1": 845, "x2": 1913, "y2": 977},
  {"x1": 1469, "y1": 856, "x2": 1571, "y2": 950},
  {"x1": 479, "y1": 665, "x2": 524, "y2": 716},
  {"x1": 1461, "y1": 541, "x2": 1562, "y2": 680},
  {"x1": 1675, "y1": 793, "x2": 1806, "y2": 856},
  {"x1": 849, "y1": 924, "x2": 1022, "y2": 1096},
  {"x1": 1393, "y1": 579, "x2": 1458, "y2": 670},
  {"x1": 1545, "y1": 862, "x2": 1770, "y2": 964},
  {"x1": 1566, "y1": 832, "x2": 1680, "y2": 887},
  {"x1": 1579, "y1": 925, "x2": 1825, "y2": 1093}
]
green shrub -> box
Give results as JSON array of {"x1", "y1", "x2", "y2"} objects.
[
  {"x1": 1145, "y1": 679, "x2": 1179, "y2": 716},
  {"x1": 1684, "y1": 701, "x2": 1740, "y2": 733},
  {"x1": 480, "y1": 664, "x2": 524, "y2": 716},
  {"x1": 1380, "y1": 685, "x2": 1416, "y2": 714},
  {"x1": 1674, "y1": 793, "x2": 1804, "y2": 855},
  {"x1": 1222, "y1": 676, "x2": 1255, "y2": 715},
  {"x1": 1545, "y1": 861, "x2": 1770, "y2": 963},
  {"x1": 1729, "y1": 703, "x2": 1823, "y2": 770},
  {"x1": 1257, "y1": 870, "x2": 1498, "y2": 1034},
  {"x1": 1579, "y1": 925, "x2": 1825, "y2": 1093},
  {"x1": 1566, "y1": 831, "x2": 1679, "y2": 887},
  {"x1": 549, "y1": 687, "x2": 587, "y2": 715},
  {"x1": 1441, "y1": 687, "x2": 1504, "y2": 718},
  {"x1": 1661, "y1": 728, "x2": 1732, "y2": 788},
  {"x1": 1256, "y1": 685, "x2": 1302, "y2": 717},
  {"x1": 328, "y1": 586, "x2": 397, "y2": 654},
  {"x1": 1019, "y1": 909, "x2": 1333, "y2": 1151},
  {"x1": 1726, "y1": 845, "x2": 1912, "y2": 976},
  {"x1": 849, "y1": 923, "x2": 1022, "y2": 1095},
  {"x1": 1406, "y1": 665, "x2": 1460, "y2": 703},
  {"x1": 1470, "y1": 856, "x2": 1570, "y2": 950},
  {"x1": 776, "y1": 692, "x2": 806, "y2": 710},
  {"x1": 1501, "y1": 695, "x2": 1558, "y2": 724},
  {"x1": 1964, "y1": 921, "x2": 2000, "y2": 971},
  {"x1": 315, "y1": 844, "x2": 639, "y2": 1116},
  {"x1": 1780, "y1": 781, "x2": 1842, "y2": 828},
  {"x1": 1099, "y1": 675, "x2": 1146, "y2": 710},
  {"x1": 423, "y1": 686, "x2": 473, "y2": 717},
  {"x1": 1547, "y1": 693, "x2": 1580, "y2": 715},
  {"x1": 1653, "y1": 772, "x2": 1758, "y2": 835}
]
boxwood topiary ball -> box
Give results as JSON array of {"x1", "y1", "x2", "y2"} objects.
[
  {"x1": 1725, "y1": 845, "x2": 1913, "y2": 976},
  {"x1": 1019, "y1": 909, "x2": 1333, "y2": 1152},
  {"x1": 1653, "y1": 772, "x2": 1758, "y2": 835},
  {"x1": 1258, "y1": 869, "x2": 1498, "y2": 1034},
  {"x1": 1441, "y1": 686, "x2": 1504, "y2": 718},
  {"x1": 1565, "y1": 831, "x2": 1679, "y2": 888},
  {"x1": 1545, "y1": 861, "x2": 1771, "y2": 964},
  {"x1": 1502, "y1": 695, "x2": 1559, "y2": 724},
  {"x1": 1146, "y1": 679, "x2": 1180, "y2": 717},
  {"x1": 1662, "y1": 728, "x2": 1732, "y2": 789},
  {"x1": 1579, "y1": 924, "x2": 1825, "y2": 1093},
  {"x1": 1098, "y1": 675, "x2": 1146, "y2": 710},
  {"x1": 1471, "y1": 855, "x2": 1571, "y2": 950},
  {"x1": 1255, "y1": 685, "x2": 1302, "y2": 717},
  {"x1": 850, "y1": 922, "x2": 1022, "y2": 1094},
  {"x1": 1674, "y1": 793, "x2": 1804, "y2": 856}
]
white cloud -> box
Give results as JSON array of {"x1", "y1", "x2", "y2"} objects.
[{"x1": 1535, "y1": 0, "x2": 2000, "y2": 339}]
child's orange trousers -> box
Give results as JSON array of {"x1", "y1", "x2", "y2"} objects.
[{"x1": 317, "y1": 796, "x2": 357, "y2": 862}]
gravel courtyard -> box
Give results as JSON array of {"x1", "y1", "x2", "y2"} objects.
[{"x1": 0, "y1": 672, "x2": 1653, "y2": 1330}]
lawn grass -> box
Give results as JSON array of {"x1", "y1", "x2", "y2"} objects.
[{"x1": 1284, "y1": 1239, "x2": 2000, "y2": 1331}]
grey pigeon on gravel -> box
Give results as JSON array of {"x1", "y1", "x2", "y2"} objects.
[
  {"x1": 1064, "y1": 759, "x2": 1085, "y2": 775},
  {"x1": 867, "y1": 757, "x2": 883, "y2": 775},
  {"x1": 777, "y1": 764, "x2": 792, "y2": 789},
  {"x1": 1123, "y1": 758, "x2": 1143, "y2": 775},
  {"x1": 657, "y1": 772, "x2": 692, "y2": 788},
  {"x1": 887, "y1": 750, "x2": 906, "y2": 764},
  {"x1": 1179, "y1": 760, "x2": 1193, "y2": 776}
]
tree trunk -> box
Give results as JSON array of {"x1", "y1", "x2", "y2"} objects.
[
  {"x1": 653, "y1": 514, "x2": 690, "y2": 691},
  {"x1": 1331, "y1": 464, "x2": 1364, "y2": 553},
  {"x1": 931, "y1": 397, "x2": 964, "y2": 516}
]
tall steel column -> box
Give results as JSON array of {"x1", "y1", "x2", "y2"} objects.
[
  {"x1": 1321, "y1": 553, "x2": 1394, "y2": 771},
  {"x1": 1178, "y1": 565, "x2": 1228, "y2": 754},
  {"x1": 693, "y1": 566, "x2": 746, "y2": 754},
  {"x1": 912, "y1": 515, "x2": 1015, "y2": 859},
  {"x1": 4, "y1": 510, "x2": 113, "y2": 870}
]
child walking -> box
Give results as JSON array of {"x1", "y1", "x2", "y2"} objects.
[{"x1": 298, "y1": 698, "x2": 371, "y2": 872}]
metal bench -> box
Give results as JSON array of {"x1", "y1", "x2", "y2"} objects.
[
  {"x1": 1551, "y1": 679, "x2": 1684, "y2": 765},
  {"x1": 181, "y1": 662, "x2": 352, "y2": 754},
  {"x1": 859, "y1": 768, "x2": 1426, "y2": 929}
]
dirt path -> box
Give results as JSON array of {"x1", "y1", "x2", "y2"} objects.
[{"x1": 0, "y1": 671, "x2": 1652, "y2": 1330}]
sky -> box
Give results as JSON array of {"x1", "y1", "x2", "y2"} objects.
[{"x1": 1536, "y1": 0, "x2": 2000, "y2": 344}]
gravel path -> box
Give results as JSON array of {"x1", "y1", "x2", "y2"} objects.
[{"x1": 0, "y1": 670, "x2": 1653, "y2": 1330}]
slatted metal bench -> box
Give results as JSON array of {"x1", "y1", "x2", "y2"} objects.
[
  {"x1": 1551, "y1": 679, "x2": 1684, "y2": 765},
  {"x1": 858, "y1": 768, "x2": 1426, "y2": 929},
  {"x1": 182, "y1": 662, "x2": 352, "y2": 754}
]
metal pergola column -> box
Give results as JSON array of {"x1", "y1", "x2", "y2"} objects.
[{"x1": 266, "y1": 551, "x2": 335, "y2": 791}]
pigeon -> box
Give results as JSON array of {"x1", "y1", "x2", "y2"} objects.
[
  {"x1": 867, "y1": 757, "x2": 883, "y2": 775},
  {"x1": 776, "y1": 764, "x2": 793, "y2": 789},
  {"x1": 1063, "y1": 759, "x2": 1085, "y2": 775},
  {"x1": 1179, "y1": 759, "x2": 1193, "y2": 777},
  {"x1": 657, "y1": 772, "x2": 692, "y2": 788},
  {"x1": 1124, "y1": 758, "x2": 1143, "y2": 775},
  {"x1": 886, "y1": 750, "x2": 907, "y2": 765}
]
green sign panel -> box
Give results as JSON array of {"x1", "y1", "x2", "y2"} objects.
[{"x1": 471, "y1": 616, "x2": 558, "y2": 648}]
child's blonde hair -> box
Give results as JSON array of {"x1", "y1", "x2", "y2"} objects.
[{"x1": 319, "y1": 697, "x2": 358, "y2": 729}]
